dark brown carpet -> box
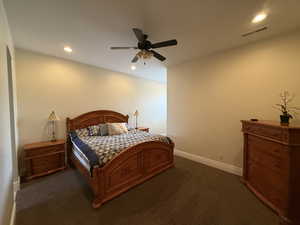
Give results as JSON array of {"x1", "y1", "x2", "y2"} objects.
[{"x1": 16, "y1": 156, "x2": 278, "y2": 225}]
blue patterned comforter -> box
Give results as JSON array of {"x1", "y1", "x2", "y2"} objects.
[{"x1": 76, "y1": 130, "x2": 170, "y2": 167}]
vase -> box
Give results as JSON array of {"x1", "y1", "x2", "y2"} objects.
[{"x1": 280, "y1": 115, "x2": 290, "y2": 125}]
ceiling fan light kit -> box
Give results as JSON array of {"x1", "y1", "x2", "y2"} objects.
[
  {"x1": 110, "y1": 28, "x2": 178, "y2": 63},
  {"x1": 137, "y1": 50, "x2": 153, "y2": 59}
]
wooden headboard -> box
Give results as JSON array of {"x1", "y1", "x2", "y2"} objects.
[
  {"x1": 66, "y1": 110, "x2": 129, "y2": 132},
  {"x1": 66, "y1": 110, "x2": 129, "y2": 165}
]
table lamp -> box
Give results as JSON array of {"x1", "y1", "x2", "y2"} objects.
[
  {"x1": 48, "y1": 111, "x2": 60, "y2": 142},
  {"x1": 133, "y1": 110, "x2": 139, "y2": 129}
]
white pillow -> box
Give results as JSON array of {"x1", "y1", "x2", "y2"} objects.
[{"x1": 107, "y1": 123, "x2": 128, "y2": 135}]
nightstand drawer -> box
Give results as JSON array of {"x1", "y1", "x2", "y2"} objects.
[
  {"x1": 30, "y1": 153, "x2": 64, "y2": 174},
  {"x1": 25, "y1": 144, "x2": 64, "y2": 158}
]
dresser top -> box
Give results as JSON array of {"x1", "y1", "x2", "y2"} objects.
[{"x1": 241, "y1": 120, "x2": 300, "y2": 129}]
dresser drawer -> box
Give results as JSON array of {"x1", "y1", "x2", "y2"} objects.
[
  {"x1": 243, "y1": 123, "x2": 286, "y2": 142},
  {"x1": 247, "y1": 161, "x2": 289, "y2": 210},
  {"x1": 248, "y1": 152, "x2": 289, "y2": 176},
  {"x1": 248, "y1": 135, "x2": 288, "y2": 158},
  {"x1": 25, "y1": 144, "x2": 64, "y2": 158},
  {"x1": 247, "y1": 137, "x2": 289, "y2": 175}
]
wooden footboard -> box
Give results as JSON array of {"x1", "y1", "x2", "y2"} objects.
[
  {"x1": 90, "y1": 140, "x2": 174, "y2": 208},
  {"x1": 70, "y1": 139, "x2": 174, "y2": 208},
  {"x1": 66, "y1": 110, "x2": 174, "y2": 208}
]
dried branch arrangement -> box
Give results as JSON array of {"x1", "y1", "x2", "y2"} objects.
[{"x1": 274, "y1": 91, "x2": 300, "y2": 119}]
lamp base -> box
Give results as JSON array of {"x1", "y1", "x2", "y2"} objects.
[{"x1": 51, "y1": 130, "x2": 56, "y2": 142}]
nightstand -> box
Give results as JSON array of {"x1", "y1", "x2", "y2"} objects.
[
  {"x1": 23, "y1": 140, "x2": 66, "y2": 181},
  {"x1": 137, "y1": 127, "x2": 149, "y2": 132}
]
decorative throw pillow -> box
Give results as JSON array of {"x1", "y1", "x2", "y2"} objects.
[
  {"x1": 75, "y1": 128, "x2": 89, "y2": 137},
  {"x1": 88, "y1": 125, "x2": 100, "y2": 136},
  {"x1": 99, "y1": 124, "x2": 109, "y2": 136},
  {"x1": 107, "y1": 123, "x2": 128, "y2": 136}
]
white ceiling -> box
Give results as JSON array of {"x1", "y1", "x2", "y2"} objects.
[{"x1": 4, "y1": 0, "x2": 300, "y2": 83}]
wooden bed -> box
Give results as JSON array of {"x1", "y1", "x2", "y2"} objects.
[{"x1": 66, "y1": 110, "x2": 174, "y2": 208}]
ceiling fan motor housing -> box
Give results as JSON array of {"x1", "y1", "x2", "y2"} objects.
[{"x1": 138, "y1": 40, "x2": 152, "y2": 50}]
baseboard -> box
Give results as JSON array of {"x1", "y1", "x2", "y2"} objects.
[
  {"x1": 174, "y1": 149, "x2": 243, "y2": 176},
  {"x1": 13, "y1": 177, "x2": 20, "y2": 200},
  {"x1": 9, "y1": 200, "x2": 16, "y2": 225},
  {"x1": 9, "y1": 177, "x2": 19, "y2": 225}
]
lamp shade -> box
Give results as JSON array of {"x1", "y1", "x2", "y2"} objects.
[
  {"x1": 48, "y1": 111, "x2": 60, "y2": 121},
  {"x1": 133, "y1": 110, "x2": 139, "y2": 116}
]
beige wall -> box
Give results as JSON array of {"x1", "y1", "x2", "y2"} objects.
[
  {"x1": 15, "y1": 49, "x2": 167, "y2": 148},
  {"x1": 168, "y1": 30, "x2": 300, "y2": 168},
  {"x1": 0, "y1": 0, "x2": 18, "y2": 224}
]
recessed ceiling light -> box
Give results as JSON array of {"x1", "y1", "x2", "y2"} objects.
[
  {"x1": 252, "y1": 13, "x2": 267, "y2": 23},
  {"x1": 64, "y1": 46, "x2": 73, "y2": 53},
  {"x1": 131, "y1": 65, "x2": 136, "y2": 70}
]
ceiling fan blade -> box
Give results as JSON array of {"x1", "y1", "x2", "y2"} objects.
[
  {"x1": 133, "y1": 28, "x2": 145, "y2": 42},
  {"x1": 151, "y1": 39, "x2": 178, "y2": 49},
  {"x1": 131, "y1": 55, "x2": 139, "y2": 63},
  {"x1": 150, "y1": 50, "x2": 166, "y2": 61},
  {"x1": 110, "y1": 47, "x2": 137, "y2": 50}
]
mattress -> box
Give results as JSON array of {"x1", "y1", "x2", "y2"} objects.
[{"x1": 70, "y1": 129, "x2": 170, "y2": 169}]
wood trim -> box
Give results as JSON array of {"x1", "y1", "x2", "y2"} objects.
[
  {"x1": 243, "y1": 133, "x2": 248, "y2": 179},
  {"x1": 245, "y1": 181, "x2": 292, "y2": 225},
  {"x1": 245, "y1": 181, "x2": 281, "y2": 214},
  {"x1": 66, "y1": 110, "x2": 174, "y2": 208},
  {"x1": 24, "y1": 140, "x2": 65, "y2": 150},
  {"x1": 25, "y1": 166, "x2": 66, "y2": 180},
  {"x1": 241, "y1": 120, "x2": 300, "y2": 130}
]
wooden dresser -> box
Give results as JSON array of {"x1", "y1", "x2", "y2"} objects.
[
  {"x1": 241, "y1": 120, "x2": 300, "y2": 225},
  {"x1": 24, "y1": 140, "x2": 66, "y2": 181}
]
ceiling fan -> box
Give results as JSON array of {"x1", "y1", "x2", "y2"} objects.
[{"x1": 110, "y1": 28, "x2": 178, "y2": 63}]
